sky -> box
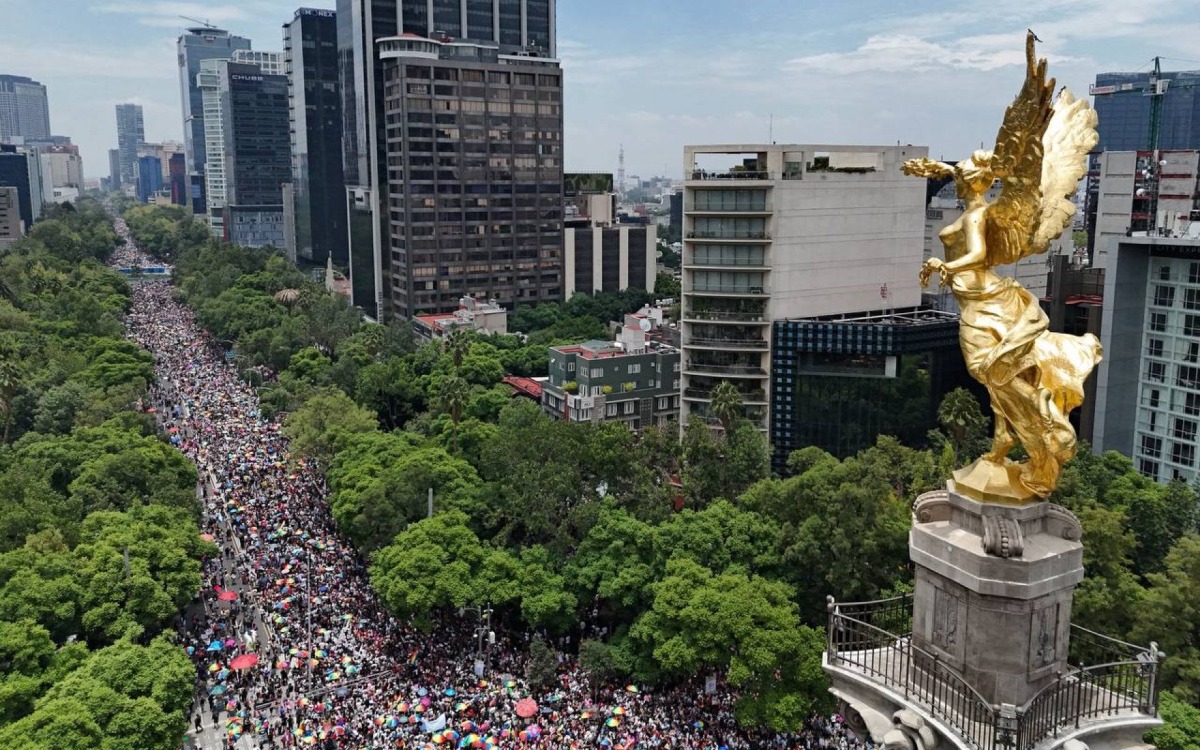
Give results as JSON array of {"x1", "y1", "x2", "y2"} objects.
[{"x1": 5, "y1": 0, "x2": 1200, "y2": 180}]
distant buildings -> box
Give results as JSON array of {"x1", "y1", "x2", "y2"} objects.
[
  {"x1": 1094, "y1": 236, "x2": 1200, "y2": 486},
  {"x1": 563, "y1": 172, "x2": 656, "y2": 297},
  {"x1": 108, "y1": 149, "x2": 122, "y2": 192},
  {"x1": 412, "y1": 296, "x2": 508, "y2": 340},
  {"x1": 284, "y1": 8, "x2": 347, "y2": 268},
  {"x1": 114, "y1": 103, "x2": 144, "y2": 191},
  {"x1": 221, "y1": 62, "x2": 291, "y2": 248},
  {"x1": 541, "y1": 318, "x2": 680, "y2": 429},
  {"x1": 337, "y1": 0, "x2": 559, "y2": 321},
  {"x1": 0, "y1": 75, "x2": 51, "y2": 141},
  {"x1": 40, "y1": 145, "x2": 83, "y2": 189},
  {"x1": 168, "y1": 153, "x2": 187, "y2": 205},
  {"x1": 177, "y1": 26, "x2": 252, "y2": 213}
]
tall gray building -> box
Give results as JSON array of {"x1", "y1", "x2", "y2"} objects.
[
  {"x1": 338, "y1": 0, "x2": 557, "y2": 320},
  {"x1": 0, "y1": 75, "x2": 51, "y2": 141},
  {"x1": 221, "y1": 63, "x2": 291, "y2": 248},
  {"x1": 108, "y1": 149, "x2": 122, "y2": 192},
  {"x1": 177, "y1": 26, "x2": 252, "y2": 213},
  {"x1": 114, "y1": 103, "x2": 144, "y2": 189}
]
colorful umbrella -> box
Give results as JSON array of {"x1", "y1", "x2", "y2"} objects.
[
  {"x1": 515, "y1": 698, "x2": 538, "y2": 719},
  {"x1": 217, "y1": 590, "x2": 238, "y2": 602},
  {"x1": 230, "y1": 653, "x2": 259, "y2": 670}
]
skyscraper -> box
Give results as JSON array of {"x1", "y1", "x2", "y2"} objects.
[
  {"x1": 108, "y1": 149, "x2": 122, "y2": 192},
  {"x1": 337, "y1": 0, "x2": 558, "y2": 320},
  {"x1": 0, "y1": 143, "x2": 45, "y2": 229},
  {"x1": 284, "y1": 8, "x2": 347, "y2": 268},
  {"x1": 198, "y1": 52, "x2": 285, "y2": 235},
  {"x1": 0, "y1": 75, "x2": 51, "y2": 141},
  {"x1": 137, "y1": 155, "x2": 163, "y2": 203},
  {"x1": 115, "y1": 103, "x2": 144, "y2": 189},
  {"x1": 177, "y1": 26, "x2": 252, "y2": 212},
  {"x1": 221, "y1": 62, "x2": 291, "y2": 248},
  {"x1": 1092, "y1": 69, "x2": 1200, "y2": 152}
]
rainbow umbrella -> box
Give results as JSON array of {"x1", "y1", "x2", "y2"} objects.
[{"x1": 606, "y1": 717, "x2": 620, "y2": 728}]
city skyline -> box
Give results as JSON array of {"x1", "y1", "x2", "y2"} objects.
[{"x1": 5, "y1": 0, "x2": 1200, "y2": 179}]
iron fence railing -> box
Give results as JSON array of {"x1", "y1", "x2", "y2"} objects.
[{"x1": 826, "y1": 595, "x2": 1159, "y2": 750}]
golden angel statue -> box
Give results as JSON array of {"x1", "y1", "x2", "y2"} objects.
[{"x1": 903, "y1": 32, "x2": 1101, "y2": 502}]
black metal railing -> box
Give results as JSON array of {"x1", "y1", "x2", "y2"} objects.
[{"x1": 826, "y1": 596, "x2": 1160, "y2": 750}]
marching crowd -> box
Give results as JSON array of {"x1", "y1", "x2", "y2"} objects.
[{"x1": 112, "y1": 221, "x2": 872, "y2": 750}]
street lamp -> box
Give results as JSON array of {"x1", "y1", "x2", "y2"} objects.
[{"x1": 459, "y1": 604, "x2": 494, "y2": 673}]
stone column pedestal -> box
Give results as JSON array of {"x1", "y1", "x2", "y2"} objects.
[{"x1": 909, "y1": 486, "x2": 1084, "y2": 708}]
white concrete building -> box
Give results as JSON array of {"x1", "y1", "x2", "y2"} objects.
[
  {"x1": 1089, "y1": 150, "x2": 1200, "y2": 269},
  {"x1": 232, "y1": 50, "x2": 285, "y2": 76},
  {"x1": 1095, "y1": 236, "x2": 1200, "y2": 485},
  {"x1": 679, "y1": 144, "x2": 928, "y2": 431},
  {"x1": 39, "y1": 148, "x2": 83, "y2": 188}
]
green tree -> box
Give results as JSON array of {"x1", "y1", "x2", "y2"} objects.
[
  {"x1": 1147, "y1": 690, "x2": 1200, "y2": 750},
  {"x1": 436, "y1": 375, "x2": 470, "y2": 455},
  {"x1": 1132, "y1": 535, "x2": 1200, "y2": 703},
  {"x1": 526, "y1": 635, "x2": 558, "y2": 693},
  {"x1": 936, "y1": 387, "x2": 989, "y2": 463},
  {"x1": 283, "y1": 387, "x2": 378, "y2": 466}
]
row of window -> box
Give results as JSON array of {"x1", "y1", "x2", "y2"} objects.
[
  {"x1": 1151, "y1": 285, "x2": 1200, "y2": 309},
  {"x1": 1145, "y1": 361, "x2": 1200, "y2": 388},
  {"x1": 1138, "y1": 434, "x2": 1196, "y2": 466},
  {"x1": 403, "y1": 66, "x2": 560, "y2": 87},
  {"x1": 1155, "y1": 261, "x2": 1200, "y2": 284},
  {"x1": 1148, "y1": 312, "x2": 1200, "y2": 336}
]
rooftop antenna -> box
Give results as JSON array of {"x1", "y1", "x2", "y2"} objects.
[
  {"x1": 179, "y1": 15, "x2": 217, "y2": 29},
  {"x1": 617, "y1": 144, "x2": 626, "y2": 196}
]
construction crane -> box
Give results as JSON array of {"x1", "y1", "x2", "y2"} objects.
[
  {"x1": 1090, "y1": 56, "x2": 1200, "y2": 151},
  {"x1": 179, "y1": 15, "x2": 217, "y2": 29}
]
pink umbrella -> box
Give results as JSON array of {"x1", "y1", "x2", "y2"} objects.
[
  {"x1": 515, "y1": 698, "x2": 538, "y2": 719},
  {"x1": 217, "y1": 590, "x2": 238, "y2": 602},
  {"x1": 230, "y1": 653, "x2": 259, "y2": 670}
]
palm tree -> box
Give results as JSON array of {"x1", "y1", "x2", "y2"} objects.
[
  {"x1": 438, "y1": 375, "x2": 470, "y2": 454},
  {"x1": 445, "y1": 329, "x2": 471, "y2": 371},
  {"x1": 274, "y1": 288, "x2": 303, "y2": 310},
  {"x1": 709, "y1": 381, "x2": 743, "y2": 436},
  {"x1": 0, "y1": 360, "x2": 21, "y2": 444}
]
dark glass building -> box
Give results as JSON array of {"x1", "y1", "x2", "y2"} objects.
[
  {"x1": 221, "y1": 63, "x2": 291, "y2": 247},
  {"x1": 769, "y1": 308, "x2": 968, "y2": 473},
  {"x1": 379, "y1": 36, "x2": 563, "y2": 317},
  {"x1": 337, "y1": 0, "x2": 556, "y2": 320},
  {"x1": 136, "y1": 155, "x2": 162, "y2": 203},
  {"x1": 1092, "y1": 70, "x2": 1200, "y2": 152},
  {"x1": 0, "y1": 74, "x2": 51, "y2": 141},
  {"x1": 0, "y1": 144, "x2": 38, "y2": 229},
  {"x1": 115, "y1": 103, "x2": 144, "y2": 190},
  {"x1": 168, "y1": 153, "x2": 187, "y2": 205},
  {"x1": 285, "y1": 8, "x2": 348, "y2": 268}
]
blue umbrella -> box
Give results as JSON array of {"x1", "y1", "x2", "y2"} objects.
[
  {"x1": 444, "y1": 688, "x2": 456, "y2": 697},
  {"x1": 210, "y1": 684, "x2": 228, "y2": 695},
  {"x1": 206, "y1": 640, "x2": 223, "y2": 652}
]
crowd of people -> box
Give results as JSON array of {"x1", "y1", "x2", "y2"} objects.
[{"x1": 111, "y1": 219, "x2": 873, "y2": 750}]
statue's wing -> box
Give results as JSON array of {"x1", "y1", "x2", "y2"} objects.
[
  {"x1": 1030, "y1": 88, "x2": 1099, "y2": 254},
  {"x1": 985, "y1": 31, "x2": 1055, "y2": 266}
]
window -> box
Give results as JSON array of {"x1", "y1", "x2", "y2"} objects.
[
  {"x1": 1173, "y1": 418, "x2": 1197, "y2": 441},
  {"x1": 1180, "y1": 365, "x2": 1200, "y2": 389},
  {"x1": 1187, "y1": 342, "x2": 1200, "y2": 364},
  {"x1": 606, "y1": 404, "x2": 617, "y2": 417},
  {"x1": 1150, "y1": 312, "x2": 1167, "y2": 332},
  {"x1": 1186, "y1": 288, "x2": 1200, "y2": 310},
  {"x1": 1185, "y1": 392, "x2": 1200, "y2": 416},
  {"x1": 567, "y1": 362, "x2": 575, "y2": 372},
  {"x1": 1141, "y1": 434, "x2": 1163, "y2": 458},
  {"x1": 1154, "y1": 285, "x2": 1175, "y2": 307},
  {"x1": 673, "y1": 362, "x2": 681, "y2": 372},
  {"x1": 1190, "y1": 262, "x2": 1200, "y2": 284},
  {"x1": 1138, "y1": 458, "x2": 1159, "y2": 478},
  {"x1": 1187, "y1": 315, "x2": 1200, "y2": 337},
  {"x1": 1159, "y1": 264, "x2": 1172, "y2": 281},
  {"x1": 1147, "y1": 388, "x2": 1161, "y2": 408},
  {"x1": 1148, "y1": 338, "x2": 1164, "y2": 358},
  {"x1": 628, "y1": 364, "x2": 641, "y2": 374},
  {"x1": 623, "y1": 401, "x2": 636, "y2": 415},
  {"x1": 591, "y1": 385, "x2": 603, "y2": 396},
  {"x1": 1148, "y1": 361, "x2": 1166, "y2": 382},
  {"x1": 1171, "y1": 442, "x2": 1196, "y2": 467},
  {"x1": 658, "y1": 397, "x2": 670, "y2": 410},
  {"x1": 590, "y1": 368, "x2": 603, "y2": 377}
]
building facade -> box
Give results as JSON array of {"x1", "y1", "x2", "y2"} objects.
[
  {"x1": 168, "y1": 153, "x2": 187, "y2": 205},
  {"x1": 137, "y1": 155, "x2": 163, "y2": 203},
  {"x1": 1092, "y1": 69, "x2": 1200, "y2": 152},
  {"x1": 412, "y1": 295, "x2": 508, "y2": 340},
  {"x1": 377, "y1": 34, "x2": 563, "y2": 319},
  {"x1": 177, "y1": 26, "x2": 252, "y2": 213},
  {"x1": 221, "y1": 62, "x2": 291, "y2": 248},
  {"x1": 284, "y1": 8, "x2": 348, "y2": 268},
  {"x1": 108, "y1": 149, "x2": 122, "y2": 192},
  {"x1": 542, "y1": 328, "x2": 680, "y2": 430},
  {"x1": 0, "y1": 75, "x2": 51, "y2": 141},
  {"x1": 337, "y1": 0, "x2": 556, "y2": 321},
  {"x1": 563, "y1": 224, "x2": 655, "y2": 297},
  {"x1": 679, "y1": 144, "x2": 928, "y2": 433},
  {"x1": 40, "y1": 146, "x2": 83, "y2": 188},
  {"x1": 769, "y1": 308, "x2": 965, "y2": 472},
  {"x1": 1094, "y1": 237, "x2": 1200, "y2": 485},
  {"x1": 0, "y1": 186, "x2": 21, "y2": 246},
  {"x1": 0, "y1": 143, "x2": 44, "y2": 230},
  {"x1": 114, "y1": 103, "x2": 144, "y2": 192}
]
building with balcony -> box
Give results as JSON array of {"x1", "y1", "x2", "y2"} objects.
[
  {"x1": 542, "y1": 320, "x2": 680, "y2": 430},
  {"x1": 412, "y1": 295, "x2": 508, "y2": 340},
  {"x1": 679, "y1": 144, "x2": 928, "y2": 435},
  {"x1": 1094, "y1": 236, "x2": 1200, "y2": 486}
]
